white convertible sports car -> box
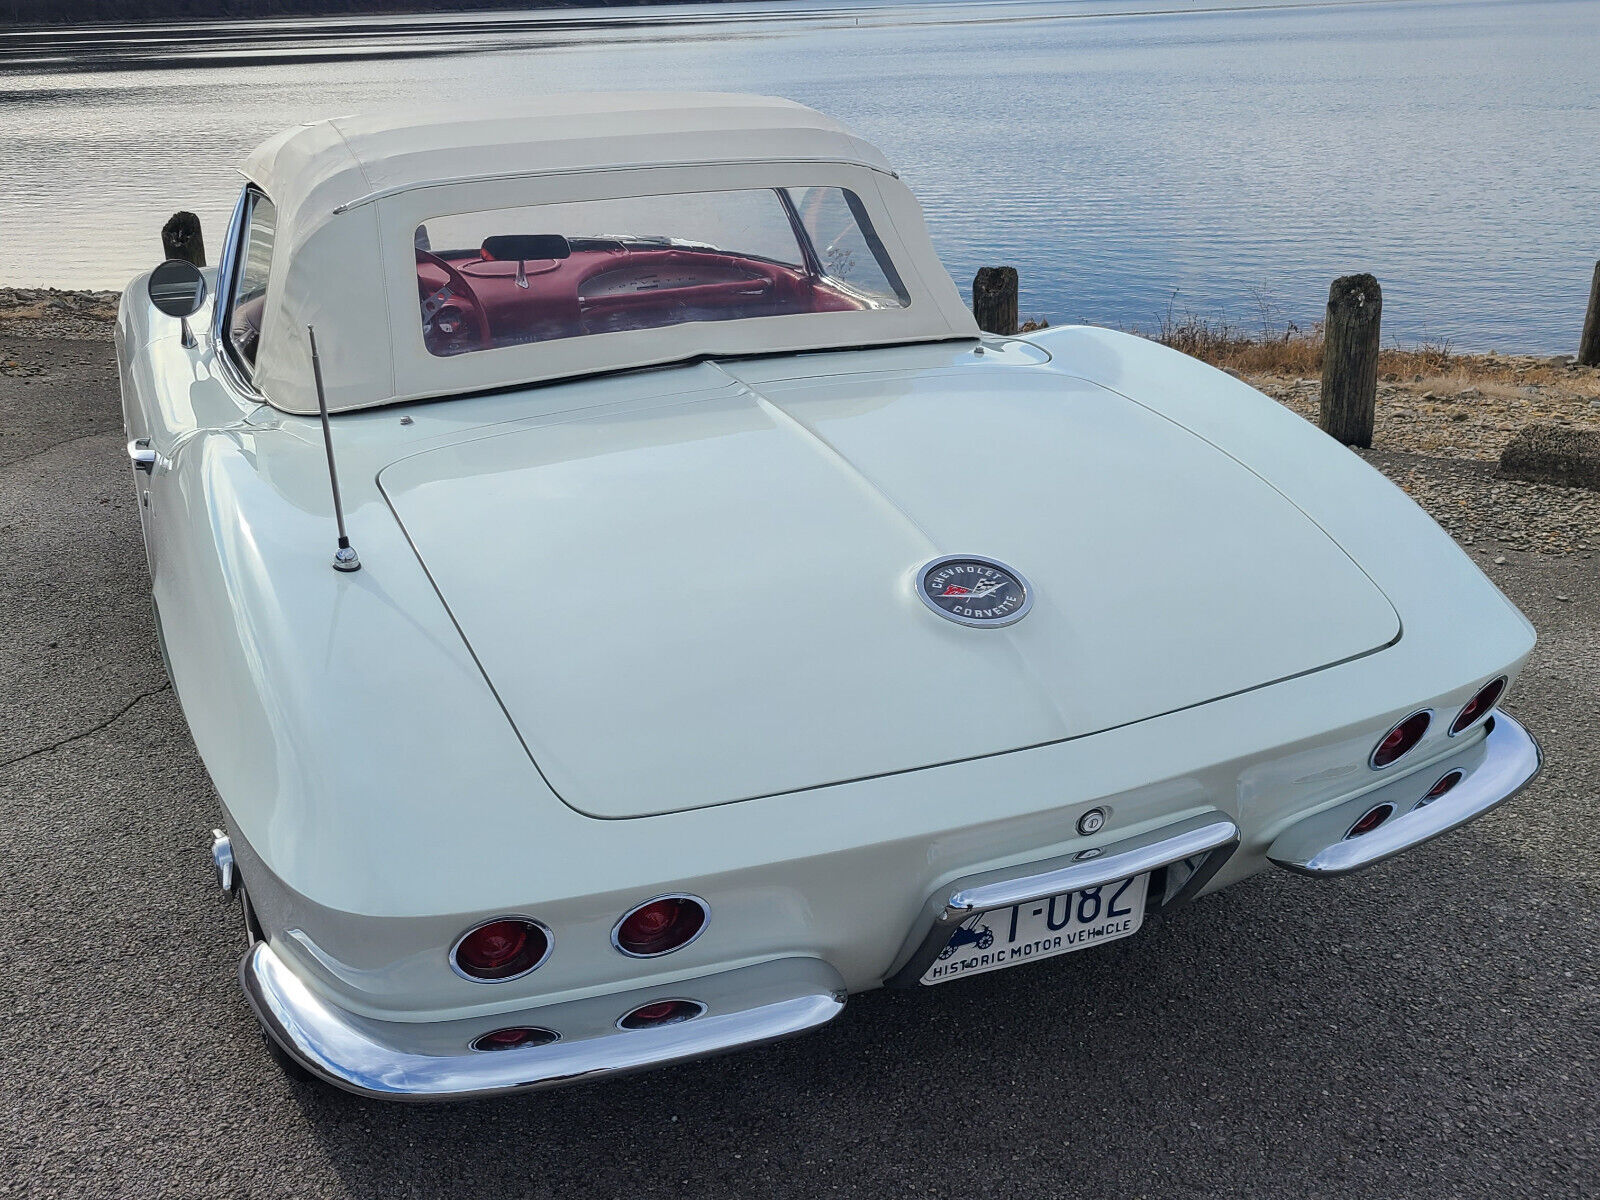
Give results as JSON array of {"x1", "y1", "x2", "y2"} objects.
[{"x1": 116, "y1": 93, "x2": 1540, "y2": 1101}]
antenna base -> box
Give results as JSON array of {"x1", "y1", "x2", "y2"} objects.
[{"x1": 332, "y1": 545, "x2": 362, "y2": 572}]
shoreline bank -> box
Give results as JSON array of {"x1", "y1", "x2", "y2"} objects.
[
  {"x1": 0, "y1": 288, "x2": 121, "y2": 343},
  {"x1": 6, "y1": 284, "x2": 1598, "y2": 472}
]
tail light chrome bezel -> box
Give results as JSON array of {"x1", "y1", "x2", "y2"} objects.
[
  {"x1": 469, "y1": 1026, "x2": 560, "y2": 1053},
  {"x1": 1369, "y1": 709, "x2": 1433, "y2": 770},
  {"x1": 1449, "y1": 676, "x2": 1507, "y2": 737},
  {"x1": 616, "y1": 998, "x2": 706, "y2": 1031},
  {"x1": 1415, "y1": 769, "x2": 1465, "y2": 810},
  {"x1": 449, "y1": 916, "x2": 554, "y2": 984},
  {"x1": 611, "y1": 894, "x2": 710, "y2": 959},
  {"x1": 1345, "y1": 803, "x2": 1395, "y2": 839}
]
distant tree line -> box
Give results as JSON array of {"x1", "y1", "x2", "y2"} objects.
[{"x1": 1, "y1": 0, "x2": 716, "y2": 25}]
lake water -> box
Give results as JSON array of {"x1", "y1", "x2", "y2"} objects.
[{"x1": 2, "y1": 0, "x2": 1596, "y2": 351}]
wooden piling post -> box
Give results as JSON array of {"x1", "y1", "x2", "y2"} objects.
[
  {"x1": 1319, "y1": 273, "x2": 1382, "y2": 448},
  {"x1": 973, "y1": 267, "x2": 1018, "y2": 336},
  {"x1": 1579, "y1": 261, "x2": 1600, "y2": 367},
  {"x1": 161, "y1": 211, "x2": 206, "y2": 268}
]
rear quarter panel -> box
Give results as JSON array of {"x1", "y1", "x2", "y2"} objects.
[{"x1": 1022, "y1": 325, "x2": 1536, "y2": 678}]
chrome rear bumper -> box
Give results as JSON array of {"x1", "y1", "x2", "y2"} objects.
[
  {"x1": 237, "y1": 715, "x2": 1538, "y2": 1097},
  {"x1": 1269, "y1": 712, "x2": 1541, "y2": 876},
  {"x1": 242, "y1": 943, "x2": 846, "y2": 1101}
]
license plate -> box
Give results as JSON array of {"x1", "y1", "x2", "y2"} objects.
[{"x1": 919, "y1": 873, "x2": 1149, "y2": 985}]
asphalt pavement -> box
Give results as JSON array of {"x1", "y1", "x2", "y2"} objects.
[{"x1": 2, "y1": 335, "x2": 1596, "y2": 1199}]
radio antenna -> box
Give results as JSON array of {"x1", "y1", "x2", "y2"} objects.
[{"x1": 307, "y1": 325, "x2": 361, "y2": 573}]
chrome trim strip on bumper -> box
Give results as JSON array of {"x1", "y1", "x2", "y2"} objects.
[
  {"x1": 946, "y1": 818, "x2": 1241, "y2": 917},
  {"x1": 241, "y1": 942, "x2": 846, "y2": 1102},
  {"x1": 884, "y1": 812, "x2": 1240, "y2": 987},
  {"x1": 1269, "y1": 712, "x2": 1541, "y2": 877}
]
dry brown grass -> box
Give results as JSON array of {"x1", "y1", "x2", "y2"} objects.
[
  {"x1": 1155, "y1": 310, "x2": 1324, "y2": 375},
  {"x1": 1160, "y1": 322, "x2": 1482, "y2": 380},
  {"x1": 1145, "y1": 291, "x2": 1584, "y2": 387}
]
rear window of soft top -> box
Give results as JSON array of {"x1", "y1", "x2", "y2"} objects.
[{"x1": 414, "y1": 186, "x2": 909, "y2": 357}]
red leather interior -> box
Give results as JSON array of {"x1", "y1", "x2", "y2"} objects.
[{"x1": 418, "y1": 246, "x2": 866, "y2": 356}]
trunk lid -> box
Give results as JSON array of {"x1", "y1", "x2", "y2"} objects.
[{"x1": 379, "y1": 361, "x2": 1398, "y2": 818}]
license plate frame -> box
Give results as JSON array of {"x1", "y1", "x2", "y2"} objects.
[{"x1": 919, "y1": 872, "x2": 1149, "y2": 986}]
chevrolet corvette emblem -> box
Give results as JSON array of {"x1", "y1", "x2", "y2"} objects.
[{"x1": 916, "y1": 556, "x2": 1032, "y2": 627}]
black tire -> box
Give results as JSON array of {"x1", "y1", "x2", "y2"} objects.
[
  {"x1": 976, "y1": 929, "x2": 994, "y2": 950},
  {"x1": 239, "y1": 886, "x2": 265, "y2": 947},
  {"x1": 263, "y1": 1029, "x2": 316, "y2": 1083},
  {"x1": 237, "y1": 881, "x2": 315, "y2": 1085}
]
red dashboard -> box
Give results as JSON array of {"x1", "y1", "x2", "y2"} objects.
[{"x1": 418, "y1": 244, "x2": 867, "y2": 357}]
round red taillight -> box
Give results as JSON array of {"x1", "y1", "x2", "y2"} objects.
[
  {"x1": 1418, "y1": 769, "x2": 1464, "y2": 804},
  {"x1": 1346, "y1": 803, "x2": 1394, "y2": 839},
  {"x1": 617, "y1": 999, "x2": 705, "y2": 1030},
  {"x1": 470, "y1": 1026, "x2": 558, "y2": 1052},
  {"x1": 1371, "y1": 710, "x2": 1431, "y2": 768},
  {"x1": 612, "y1": 895, "x2": 708, "y2": 958},
  {"x1": 1450, "y1": 677, "x2": 1506, "y2": 736},
  {"x1": 451, "y1": 917, "x2": 551, "y2": 982}
]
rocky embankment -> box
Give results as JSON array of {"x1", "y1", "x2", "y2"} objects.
[
  {"x1": 0, "y1": 287, "x2": 121, "y2": 348},
  {"x1": 4, "y1": 287, "x2": 1597, "y2": 561},
  {"x1": 1250, "y1": 363, "x2": 1600, "y2": 557},
  {"x1": 1254, "y1": 362, "x2": 1600, "y2": 461}
]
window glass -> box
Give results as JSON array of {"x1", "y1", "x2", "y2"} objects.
[
  {"x1": 414, "y1": 187, "x2": 906, "y2": 358},
  {"x1": 786, "y1": 186, "x2": 909, "y2": 308},
  {"x1": 227, "y1": 192, "x2": 277, "y2": 371}
]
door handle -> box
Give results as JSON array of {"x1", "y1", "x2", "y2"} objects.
[{"x1": 128, "y1": 438, "x2": 157, "y2": 473}]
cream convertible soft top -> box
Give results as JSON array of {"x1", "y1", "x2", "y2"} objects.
[{"x1": 238, "y1": 93, "x2": 980, "y2": 414}]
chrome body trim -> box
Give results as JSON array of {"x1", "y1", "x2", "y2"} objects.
[
  {"x1": 240, "y1": 942, "x2": 846, "y2": 1101},
  {"x1": 1448, "y1": 675, "x2": 1507, "y2": 736},
  {"x1": 127, "y1": 438, "x2": 157, "y2": 473},
  {"x1": 212, "y1": 185, "x2": 249, "y2": 350},
  {"x1": 609, "y1": 893, "x2": 711, "y2": 958},
  {"x1": 210, "y1": 830, "x2": 235, "y2": 894},
  {"x1": 469, "y1": 1027, "x2": 558, "y2": 1053},
  {"x1": 1344, "y1": 804, "x2": 1395, "y2": 840},
  {"x1": 615, "y1": 998, "x2": 706, "y2": 1030},
  {"x1": 1417, "y1": 769, "x2": 1465, "y2": 806},
  {"x1": 884, "y1": 812, "x2": 1240, "y2": 987},
  {"x1": 1368, "y1": 708, "x2": 1434, "y2": 770},
  {"x1": 214, "y1": 322, "x2": 266, "y2": 404},
  {"x1": 211, "y1": 186, "x2": 269, "y2": 405},
  {"x1": 1270, "y1": 712, "x2": 1540, "y2": 876},
  {"x1": 447, "y1": 915, "x2": 555, "y2": 983},
  {"x1": 210, "y1": 186, "x2": 248, "y2": 350}
]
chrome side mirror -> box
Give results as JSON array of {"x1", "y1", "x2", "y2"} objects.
[{"x1": 148, "y1": 258, "x2": 208, "y2": 349}]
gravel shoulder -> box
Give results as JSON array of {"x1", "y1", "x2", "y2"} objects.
[
  {"x1": 1251, "y1": 360, "x2": 1600, "y2": 464},
  {"x1": 0, "y1": 288, "x2": 120, "y2": 345},
  {"x1": 1, "y1": 327, "x2": 1596, "y2": 1200}
]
